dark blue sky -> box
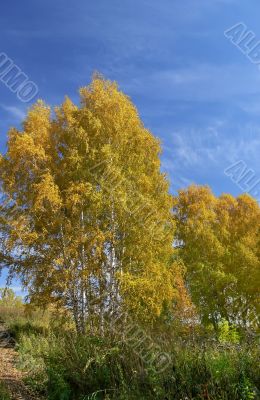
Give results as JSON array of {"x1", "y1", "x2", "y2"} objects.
[{"x1": 1, "y1": 1, "x2": 260, "y2": 292}]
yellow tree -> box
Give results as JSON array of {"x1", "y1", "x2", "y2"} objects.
[
  {"x1": 0, "y1": 76, "x2": 178, "y2": 333},
  {"x1": 173, "y1": 185, "x2": 260, "y2": 331}
]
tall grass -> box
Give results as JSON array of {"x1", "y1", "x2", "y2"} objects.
[
  {"x1": 0, "y1": 382, "x2": 11, "y2": 400},
  {"x1": 1, "y1": 304, "x2": 259, "y2": 400},
  {"x1": 14, "y1": 325, "x2": 260, "y2": 400}
]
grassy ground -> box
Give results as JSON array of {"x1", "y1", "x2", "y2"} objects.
[
  {"x1": 0, "y1": 304, "x2": 259, "y2": 400},
  {"x1": 1, "y1": 308, "x2": 258, "y2": 400},
  {"x1": 0, "y1": 382, "x2": 11, "y2": 400}
]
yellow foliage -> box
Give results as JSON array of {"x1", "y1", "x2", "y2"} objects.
[{"x1": 0, "y1": 75, "x2": 179, "y2": 332}]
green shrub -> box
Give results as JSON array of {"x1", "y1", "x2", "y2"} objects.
[
  {"x1": 17, "y1": 333, "x2": 49, "y2": 394},
  {"x1": 218, "y1": 318, "x2": 240, "y2": 344}
]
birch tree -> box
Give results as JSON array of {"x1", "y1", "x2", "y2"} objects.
[
  {"x1": 0, "y1": 76, "x2": 178, "y2": 333},
  {"x1": 173, "y1": 185, "x2": 260, "y2": 331}
]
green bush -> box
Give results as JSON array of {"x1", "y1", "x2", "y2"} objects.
[
  {"x1": 17, "y1": 333, "x2": 49, "y2": 394},
  {"x1": 218, "y1": 318, "x2": 240, "y2": 344}
]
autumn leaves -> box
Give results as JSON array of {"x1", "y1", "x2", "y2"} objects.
[{"x1": 0, "y1": 76, "x2": 259, "y2": 338}]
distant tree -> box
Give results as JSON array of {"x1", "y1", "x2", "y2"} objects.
[
  {"x1": 173, "y1": 185, "x2": 260, "y2": 331},
  {"x1": 0, "y1": 287, "x2": 23, "y2": 308}
]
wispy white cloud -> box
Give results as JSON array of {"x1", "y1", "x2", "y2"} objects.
[
  {"x1": 239, "y1": 101, "x2": 260, "y2": 115},
  {"x1": 168, "y1": 124, "x2": 260, "y2": 166},
  {"x1": 1, "y1": 105, "x2": 26, "y2": 120},
  {"x1": 123, "y1": 63, "x2": 260, "y2": 103},
  {"x1": 160, "y1": 118, "x2": 260, "y2": 194}
]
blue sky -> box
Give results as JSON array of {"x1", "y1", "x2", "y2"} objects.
[{"x1": 1, "y1": 0, "x2": 260, "y2": 293}]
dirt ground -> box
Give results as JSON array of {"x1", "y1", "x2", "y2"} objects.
[{"x1": 0, "y1": 322, "x2": 39, "y2": 400}]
